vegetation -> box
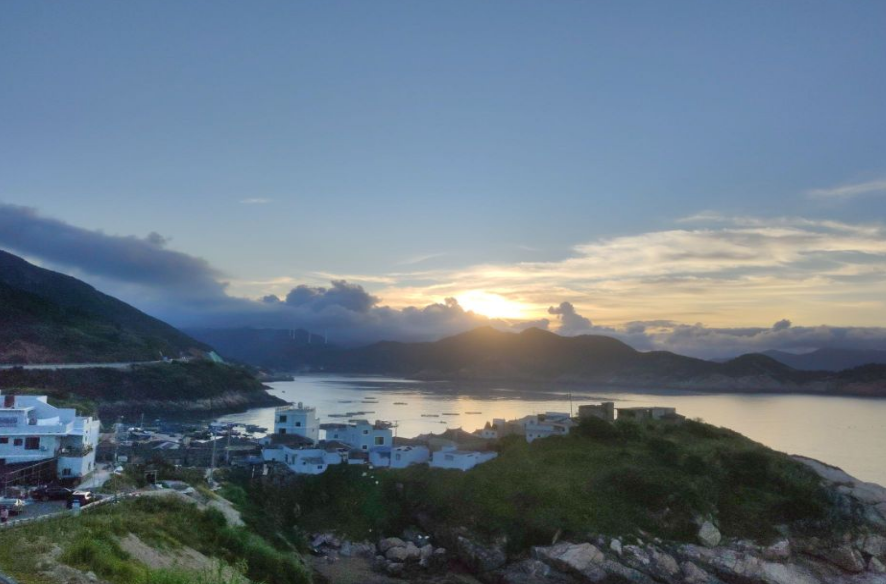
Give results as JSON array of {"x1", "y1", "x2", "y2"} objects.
[
  {"x1": 228, "y1": 418, "x2": 837, "y2": 555},
  {"x1": 0, "y1": 250, "x2": 208, "y2": 364},
  {"x1": 0, "y1": 495, "x2": 311, "y2": 584},
  {"x1": 0, "y1": 361, "x2": 266, "y2": 411}
]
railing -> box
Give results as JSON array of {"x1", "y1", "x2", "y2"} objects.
[{"x1": 58, "y1": 444, "x2": 94, "y2": 457}]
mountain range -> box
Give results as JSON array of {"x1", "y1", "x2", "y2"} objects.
[
  {"x1": 191, "y1": 325, "x2": 886, "y2": 397},
  {"x1": 761, "y1": 348, "x2": 886, "y2": 371},
  {"x1": 0, "y1": 250, "x2": 209, "y2": 363}
]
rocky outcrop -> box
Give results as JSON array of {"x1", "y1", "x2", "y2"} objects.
[{"x1": 794, "y1": 456, "x2": 886, "y2": 527}]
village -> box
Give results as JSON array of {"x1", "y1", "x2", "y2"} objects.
[{"x1": 0, "y1": 388, "x2": 685, "y2": 523}]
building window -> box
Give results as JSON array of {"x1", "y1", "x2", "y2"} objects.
[
  {"x1": 279, "y1": 428, "x2": 287, "y2": 435},
  {"x1": 395, "y1": 454, "x2": 402, "y2": 461},
  {"x1": 0, "y1": 437, "x2": 7, "y2": 444},
  {"x1": 363, "y1": 430, "x2": 369, "y2": 435},
  {"x1": 25, "y1": 437, "x2": 40, "y2": 450},
  {"x1": 374, "y1": 436, "x2": 385, "y2": 445},
  {"x1": 62, "y1": 468, "x2": 71, "y2": 476},
  {"x1": 295, "y1": 422, "x2": 301, "y2": 427},
  {"x1": 362, "y1": 445, "x2": 368, "y2": 450},
  {"x1": 13, "y1": 438, "x2": 23, "y2": 447},
  {"x1": 278, "y1": 415, "x2": 287, "y2": 423}
]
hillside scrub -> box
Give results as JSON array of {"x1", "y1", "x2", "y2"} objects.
[
  {"x1": 0, "y1": 496, "x2": 311, "y2": 584},
  {"x1": 0, "y1": 361, "x2": 265, "y2": 403},
  {"x1": 229, "y1": 418, "x2": 838, "y2": 554}
]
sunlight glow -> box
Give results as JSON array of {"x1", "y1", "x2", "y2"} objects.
[{"x1": 456, "y1": 290, "x2": 527, "y2": 319}]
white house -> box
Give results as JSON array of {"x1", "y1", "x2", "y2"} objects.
[
  {"x1": 274, "y1": 403, "x2": 320, "y2": 443},
  {"x1": 0, "y1": 391, "x2": 100, "y2": 482},
  {"x1": 321, "y1": 419, "x2": 393, "y2": 451},
  {"x1": 429, "y1": 446, "x2": 497, "y2": 471},
  {"x1": 262, "y1": 445, "x2": 344, "y2": 475},
  {"x1": 369, "y1": 445, "x2": 430, "y2": 469},
  {"x1": 521, "y1": 412, "x2": 575, "y2": 443}
]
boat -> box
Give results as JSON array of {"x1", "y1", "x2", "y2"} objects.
[
  {"x1": 421, "y1": 414, "x2": 439, "y2": 418},
  {"x1": 465, "y1": 411, "x2": 482, "y2": 415},
  {"x1": 338, "y1": 400, "x2": 354, "y2": 403},
  {"x1": 442, "y1": 413, "x2": 460, "y2": 416},
  {"x1": 393, "y1": 402, "x2": 408, "y2": 405}
]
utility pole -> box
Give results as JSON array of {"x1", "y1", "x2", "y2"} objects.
[
  {"x1": 569, "y1": 393, "x2": 573, "y2": 418},
  {"x1": 209, "y1": 426, "x2": 217, "y2": 486}
]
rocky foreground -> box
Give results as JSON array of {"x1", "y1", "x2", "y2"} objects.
[{"x1": 309, "y1": 457, "x2": 886, "y2": 584}]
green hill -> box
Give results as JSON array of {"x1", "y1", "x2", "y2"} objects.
[{"x1": 0, "y1": 249, "x2": 209, "y2": 363}]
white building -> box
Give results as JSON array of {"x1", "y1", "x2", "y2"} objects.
[
  {"x1": 430, "y1": 446, "x2": 497, "y2": 471},
  {"x1": 521, "y1": 412, "x2": 575, "y2": 443},
  {"x1": 0, "y1": 391, "x2": 100, "y2": 482},
  {"x1": 369, "y1": 445, "x2": 430, "y2": 469},
  {"x1": 274, "y1": 403, "x2": 320, "y2": 443},
  {"x1": 262, "y1": 445, "x2": 344, "y2": 475},
  {"x1": 321, "y1": 420, "x2": 393, "y2": 451}
]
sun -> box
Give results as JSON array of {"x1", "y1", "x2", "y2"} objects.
[{"x1": 456, "y1": 290, "x2": 526, "y2": 320}]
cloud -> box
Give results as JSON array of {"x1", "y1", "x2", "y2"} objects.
[
  {"x1": 0, "y1": 203, "x2": 225, "y2": 299},
  {"x1": 548, "y1": 302, "x2": 593, "y2": 335},
  {"x1": 3, "y1": 204, "x2": 886, "y2": 356},
  {"x1": 807, "y1": 179, "x2": 886, "y2": 199},
  {"x1": 239, "y1": 198, "x2": 273, "y2": 205}
]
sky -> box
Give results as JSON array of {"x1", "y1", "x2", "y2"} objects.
[{"x1": 2, "y1": 1, "x2": 886, "y2": 357}]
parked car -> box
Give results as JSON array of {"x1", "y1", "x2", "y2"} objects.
[
  {"x1": 31, "y1": 485, "x2": 74, "y2": 501},
  {"x1": 66, "y1": 491, "x2": 95, "y2": 509},
  {"x1": 0, "y1": 497, "x2": 26, "y2": 516}
]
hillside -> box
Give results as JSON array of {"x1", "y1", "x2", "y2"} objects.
[
  {"x1": 762, "y1": 348, "x2": 886, "y2": 371},
  {"x1": 0, "y1": 249, "x2": 209, "y2": 363},
  {"x1": 316, "y1": 327, "x2": 885, "y2": 396},
  {"x1": 187, "y1": 327, "x2": 334, "y2": 369}
]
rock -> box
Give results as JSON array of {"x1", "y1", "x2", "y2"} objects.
[
  {"x1": 863, "y1": 534, "x2": 886, "y2": 558},
  {"x1": 817, "y1": 543, "x2": 866, "y2": 573},
  {"x1": 869, "y1": 557, "x2": 886, "y2": 573},
  {"x1": 339, "y1": 541, "x2": 352, "y2": 557},
  {"x1": 351, "y1": 542, "x2": 376, "y2": 558},
  {"x1": 419, "y1": 543, "x2": 433, "y2": 562},
  {"x1": 498, "y1": 559, "x2": 562, "y2": 584},
  {"x1": 378, "y1": 537, "x2": 406, "y2": 553},
  {"x1": 698, "y1": 521, "x2": 722, "y2": 548},
  {"x1": 403, "y1": 541, "x2": 421, "y2": 562},
  {"x1": 533, "y1": 542, "x2": 605, "y2": 573},
  {"x1": 533, "y1": 542, "x2": 608, "y2": 582},
  {"x1": 763, "y1": 539, "x2": 791, "y2": 560},
  {"x1": 680, "y1": 561, "x2": 712, "y2": 584},
  {"x1": 609, "y1": 539, "x2": 622, "y2": 556},
  {"x1": 455, "y1": 535, "x2": 507, "y2": 572},
  {"x1": 759, "y1": 562, "x2": 823, "y2": 584},
  {"x1": 386, "y1": 546, "x2": 411, "y2": 562},
  {"x1": 384, "y1": 561, "x2": 405, "y2": 576},
  {"x1": 85, "y1": 572, "x2": 98, "y2": 582},
  {"x1": 649, "y1": 548, "x2": 680, "y2": 577}
]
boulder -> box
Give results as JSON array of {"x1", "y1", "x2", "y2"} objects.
[
  {"x1": 815, "y1": 543, "x2": 866, "y2": 573},
  {"x1": 680, "y1": 561, "x2": 712, "y2": 584},
  {"x1": 863, "y1": 534, "x2": 886, "y2": 558},
  {"x1": 533, "y1": 542, "x2": 606, "y2": 574},
  {"x1": 868, "y1": 557, "x2": 886, "y2": 574},
  {"x1": 419, "y1": 543, "x2": 434, "y2": 562},
  {"x1": 649, "y1": 548, "x2": 680, "y2": 578},
  {"x1": 455, "y1": 535, "x2": 507, "y2": 572},
  {"x1": 384, "y1": 561, "x2": 405, "y2": 576},
  {"x1": 609, "y1": 539, "x2": 622, "y2": 556},
  {"x1": 698, "y1": 521, "x2": 722, "y2": 548},
  {"x1": 497, "y1": 559, "x2": 572, "y2": 584},
  {"x1": 403, "y1": 541, "x2": 422, "y2": 562},
  {"x1": 378, "y1": 537, "x2": 406, "y2": 553},
  {"x1": 763, "y1": 539, "x2": 791, "y2": 561},
  {"x1": 386, "y1": 546, "x2": 410, "y2": 562}
]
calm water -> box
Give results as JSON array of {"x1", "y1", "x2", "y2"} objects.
[{"x1": 219, "y1": 374, "x2": 886, "y2": 486}]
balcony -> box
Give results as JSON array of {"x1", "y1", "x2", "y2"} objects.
[{"x1": 58, "y1": 444, "x2": 94, "y2": 457}]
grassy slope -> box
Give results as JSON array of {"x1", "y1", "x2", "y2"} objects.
[
  {"x1": 0, "y1": 496, "x2": 311, "y2": 584},
  {"x1": 231, "y1": 419, "x2": 836, "y2": 554}
]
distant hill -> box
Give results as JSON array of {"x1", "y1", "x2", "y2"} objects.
[
  {"x1": 314, "y1": 327, "x2": 885, "y2": 397},
  {"x1": 761, "y1": 348, "x2": 886, "y2": 371},
  {"x1": 0, "y1": 249, "x2": 209, "y2": 363},
  {"x1": 186, "y1": 327, "x2": 335, "y2": 369}
]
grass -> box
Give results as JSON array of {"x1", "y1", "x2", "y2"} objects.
[
  {"x1": 228, "y1": 418, "x2": 838, "y2": 554},
  {"x1": 0, "y1": 495, "x2": 311, "y2": 584}
]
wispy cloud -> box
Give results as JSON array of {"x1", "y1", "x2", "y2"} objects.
[
  {"x1": 397, "y1": 252, "x2": 446, "y2": 266},
  {"x1": 239, "y1": 197, "x2": 273, "y2": 205},
  {"x1": 807, "y1": 179, "x2": 886, "y2": 199}
]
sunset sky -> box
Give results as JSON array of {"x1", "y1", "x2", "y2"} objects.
[{"x1": 2, "y1": 1, "x2": 886, "y2": 357}]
